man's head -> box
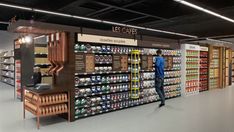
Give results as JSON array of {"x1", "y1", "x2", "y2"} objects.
[{"x1": 157, "y1": 49, "x2": 162, "y2": 56}]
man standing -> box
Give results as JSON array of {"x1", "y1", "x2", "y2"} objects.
[{"x1": 155, "y1": 49, "x2": 165, "y2": 107}]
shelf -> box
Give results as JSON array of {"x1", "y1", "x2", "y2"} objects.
[
  {"x1": 140, "y1": 69, "x2": 181, "y2": 72},
  {"x1": 210, "y1": 67, "x2": 219, "y2": 69},
  {"x1": 95, "y1": 62, "x2": 112, "y2": 64},
  {"x1": 34, "y1": 63, "x2": 51, "y2": 66},
  {"x1": 186, "y1": 68, "x2": 199, "y2": 70},
  {"x1": 186, "y1": 74, "x2": 199, "y2": 77},
  {"x1": 200, "y1": 67, "x2": 208, "y2": 69},
  {"x1": 1, "y1": 56, "x2": 14, "y2": 58},
  {"x1": 75, "y1": 51, "x2": 127, "y2": 55},
  {"x1": 141, "y1": 76, "x2": 181, "y2": 80},
  {"x1": 186, "y1": 56, "x2": 199, "y2": 58},
  {"x1": 163, "y1": 83, "x2": 181, "y2": 86},
  {"x1": 75, "y1": 80, "x2": 130, "y2": 87},
  {"x1": 200, "y1": 73, "x2": 208, "y2": 75},
  {"x1": 0, "y1": 62, "x2": 14, "y2": 65},
  {"x1": 75, "y1": 98, "x2": 130, "y2": 109},
  {"x1": 0, "y1": 69, "x2": 14, "y2": 72},
  {"x1": 34, "y1": 54, "x2": 48, "y2": 58},
  {"x1": 75, "y1": 71, "x2": 130, "y2": 76},
  {"x1": 1, "y1": 75, "x2": 14, "y2": 79},
  {"x1": 24, "y1": 96, "x2": 68, "y2": 106},
  {"x1": 75, "y1": 51, "x2": 181, "y2": 57},
  {"x1": 1, "y1": 81, "x2": 14, "y2": 86},
  {"x1": 199, "y1": 89, "x2": 208, "y2": 92},
  {"x1": 74, "y1": 95, "x2": 181, "y2": 119},
  {"x1": 210, "y1": 77, "x2": 219, "y2": 79},
  {"x1": 75, "y1": 90, "x2": 130, "y2": 98},
  {"x1": 41, "y1": 74, "x2": 52, "y2": 77}
]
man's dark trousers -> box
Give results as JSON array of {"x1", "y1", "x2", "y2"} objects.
[{"x1": 155, "y1": 77, "x2": 165, "y2": 104}]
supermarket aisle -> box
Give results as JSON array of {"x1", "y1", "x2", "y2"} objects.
[{"x1": 0, "y1": 82, "x2": 234, "y2": 132}]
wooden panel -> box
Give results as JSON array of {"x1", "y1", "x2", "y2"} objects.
[
  {"x1": 75, "y1": 54, "x2": 85, "y2": 73},
  {"x1": 147, "y1": 56, "x2": 153, "y2": 70},
  {"x1": 112, "y1": 55, "x2": 121, "y2": 71},
  {"x1": 120, "y1": 55, "x2": 128, "y2": 71},
  {"x1": 85, "y1": 54, "x2": 95, "y2": 73}
]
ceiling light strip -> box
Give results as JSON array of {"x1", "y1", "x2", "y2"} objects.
[
  {"x1": 0, "y1": 2, "x2": 197, "y2": 38},
  {"x1": 174, "y1": 0, "x2": 234, "y2": 23}
]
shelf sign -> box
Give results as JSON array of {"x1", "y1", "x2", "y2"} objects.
[
  {"x1": 184, "y1": 44, "x2": 200, "y2": 51},
  {"x1": 77, "y1": 34, "x2": 137, "y2": 46},
  {"x1": 112, "y1": 26, "x2": 137, "y2": 35},
  {"x1": 200, "y1": 46, "x2": 208, "y2": 51}
]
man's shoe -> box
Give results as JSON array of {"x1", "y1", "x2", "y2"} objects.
[{"x1": 159, "y1": 103, "x2": 165, "y2": 107}]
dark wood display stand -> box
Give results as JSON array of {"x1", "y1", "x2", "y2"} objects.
[
  {"x1": 208, "y1": 46, "x2": 224, "y2": 89},
  {"x1": 8, "y1": 20, "x2": 181, "y2": 122},
  {"x1": 23, "y1": 87, "x2": 70, "y2": 129}
]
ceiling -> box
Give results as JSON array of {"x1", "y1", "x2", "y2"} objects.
[{"x1": 1, "y1": 0, "x2": 234, "y2": 39}]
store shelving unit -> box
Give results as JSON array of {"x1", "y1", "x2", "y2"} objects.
[
  {"x1": 199, "y1": 46, "x2": 209, "y2": 92},
  {"x1": 14, "y1": 40, "x2": 34, "y2": 100},
  {"x1": 34, "y1": 44, "x2": 52, "y2": 84},
  {"x1": 232, "y1": 51, "x2": 234, "y2": 83},
  {"x1": 181, "y1": 44, "x2": 200, "y2": 96},
  {"x1": 224, "y1": 48, "x2": 232, "y2": 86},
  {"x1": 0, "y1": 50, "x2": 15, "y2": 86},
  {"x1": 130, "y1": 50, "x2": 140, "y2": 99},
  {"x1": 23, "y1": 88, "x2": 70, "y2": 129},
  {"x1": 73, "y1": 35, "x2": 181, "y2": 120},
  {"x1": 209, "y1": 46, "x2": 222, "y2": 89}
]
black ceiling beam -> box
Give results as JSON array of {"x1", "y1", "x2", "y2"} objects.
[
  {"x1": 122, "y1": 16, "x2": 148, "y2": 23},
  {"x1": 58, "y1": 0, "x2": 91, "y2": 11},
  {"x1": 38, "y1": 0, "x2": 91, "y2": 21},
  {"x1": 86, "y1": 7, "x2": 112, "y2": 17},
  {"x1": 93, "y1": 1, "x2": 171, "y2": 21},
  {"x1": 89, "y1": 0, "x2": 146, "y2": 17}
]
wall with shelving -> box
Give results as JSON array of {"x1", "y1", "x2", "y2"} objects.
[
  {"x1": 0, "y1": 31, "x2": 18, "y2": 50},
  {"x1": 0, "y1": 50, "x2": 15, "y2": 86}
]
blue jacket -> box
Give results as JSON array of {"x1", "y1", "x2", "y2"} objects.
[{"x1": 155, "y1": 56, "x2": 164, "y2": 79}]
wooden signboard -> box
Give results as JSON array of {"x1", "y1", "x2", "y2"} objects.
[
  {"x1": 75, "y1": 53, "x2": 85, "y2": 72},
  {"x1": 85, "y1": 54, "x2": 95, "y2": 73},
  {"x1": 147, "y1": 55, "x2": 153, "y2": 70},
  {"x1": 75, "y1": 53, "x2": 94, "y2": 73},
  {"x1": 164, "y1": 56, "x2": 173, "y2": 70},
  {"x1": 120, "y1": 55, "x2": 128, "y2": 71},
  {"x1": 141, "y1": 55, "x2": 148, "y2": 70},
  {"x1": 113, "y1": 55, "x2": 121, "y2": 71}
]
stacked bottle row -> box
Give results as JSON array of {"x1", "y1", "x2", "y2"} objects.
[
  {"x1": 210, "y1": 48, "x2": 220, "y2": 89},
  {"x1": 185, "y1": 50, "x2": 200, "y2": 94},
  {"x1": 199, "y1": 51, "x2": 209, "y2": 91},
  {"x1": 75, "y1": 43, "x2": 181, "y2": 57}
]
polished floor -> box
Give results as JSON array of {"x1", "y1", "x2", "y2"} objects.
[{"x1": 0, "y1": 82, "x2": 234, "y2": 132}]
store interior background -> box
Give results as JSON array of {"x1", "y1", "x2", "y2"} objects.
[{"x1": 1, "y1": 0, "x2": 234, "y2": 132}]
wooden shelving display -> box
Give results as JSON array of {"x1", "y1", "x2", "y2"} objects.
[
  {"x1": 34, "y1": 44, "x2": 52, "y2": 84},
  {"x1": 224, "y1": 48, "x2": 232, "y2": 86},
  {"x1": 199, "y1": 46, "x2": 209, "y2": 92},
  {"x1": 23, "y1": 88, "x2": 70, "y2": 129},
  {"x1": 73, "y1": 33, "x2": 181, "y2": 119},
  {"x1": 0, "y1": 50, "x2": 15, "y2": 86},
  {"x1": 232, "y1": 51, "x2": 234, "y2": 82},
  {"x1": 181, "y1": 44, "x2": 200, "y2": 96},
  {"x1": 209, "y1": 46, "x2": 222, "y2": 89}
]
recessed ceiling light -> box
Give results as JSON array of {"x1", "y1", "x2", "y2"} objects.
[{"x1": 174, "y1": 0, "x2": 234, "y2": 23}]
